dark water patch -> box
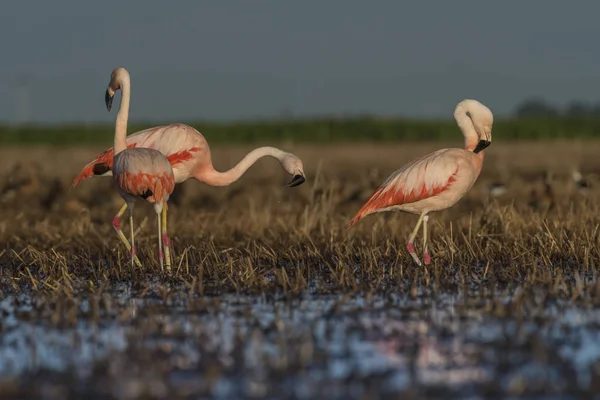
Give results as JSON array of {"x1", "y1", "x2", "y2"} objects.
[{"x1": 0, "y1": 282, "x2": 599, "y2": 399}]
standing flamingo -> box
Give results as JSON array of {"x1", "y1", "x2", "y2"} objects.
[
  {"x1": 72, "y1": 111, "x2": 306, "y2": 270},
  {"x1": 348, "y1": 99, "x2": 494, "y2": 266},
  {"x1": 106, "y1": 67, "x2": 175, "y2": 271}
]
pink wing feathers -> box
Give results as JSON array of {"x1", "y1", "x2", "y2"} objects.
[
  {"x1": 348, "y1": 150, "x2": 460, "y2": 228},
  {"x1": 72, "y1": 124, "x2": 204, "y2": 187},
  {"x1": 114, "y1": 171, "x2": 175, "y2": 204}
]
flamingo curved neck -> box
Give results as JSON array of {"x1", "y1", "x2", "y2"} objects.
[
  {"x1": 114, "y1": 78, "x2": 131, "y2": 155},
  {"x1": 197, "y1": 146, "x2": 286, "y2": 186},
  {"x1": 454, "y1": 102, "x2": 479, "y2": 152}
]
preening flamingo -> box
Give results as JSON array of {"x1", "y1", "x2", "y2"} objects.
[
  {"x1": 106, "y1": 67, "x2": 175, "y2": 271},
  {"x1": 348, "y1": 99, "x2": 494, "y2": 266}
]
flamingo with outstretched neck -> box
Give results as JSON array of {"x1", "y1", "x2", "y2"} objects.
[
  {"x1": 106, "y1": 67, "x2": 175, "y2": 271},
  {"x1": 72, "y1": 88, "x2": 306, "y2": 269},
  {"x1": 348, "y1": 99, "x2": 494, "y2": 266}
]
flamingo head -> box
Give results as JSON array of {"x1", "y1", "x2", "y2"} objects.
[
  {"x1": 469, "y1": 104, "x2": 494, "y2": 154},
  {"x1": 105, "y1": 88, "x2": 114, "y2": 111},
  {"x1": 282, "y1": 153, "x2": 306, "y2": 187},
  {"x1": 105, "y1": 67, "x2": 130, "y2": 112},
  {"x1": 473, "y1": 125, "x2": 492, "y2": 154}
]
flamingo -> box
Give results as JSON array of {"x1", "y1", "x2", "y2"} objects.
[
  {"x1": 72, "y1": 105, "x2": 306, "y2": 271},
  {"x1": 348, "y1": 99, "x2": 494, "y2": 266},
  {"x1": 105, "y1": 67, "x2": 175, "y2": 271}
]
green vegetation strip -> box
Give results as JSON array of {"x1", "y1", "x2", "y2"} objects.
[{"x1": 3, "y1": 116, "x2": 600, "y2": 145}]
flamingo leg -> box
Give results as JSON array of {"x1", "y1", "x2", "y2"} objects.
[
  {"x1": 406, "y1": 213, "x2": 426, "y2": 266},
  {"x1": 157, "y1": 211, "x2": 164, "y2": 272},
  {"x1": 161, "y1": 204, "x2": 172, "y2": 272},
  {"x1": 129, "y1": 209, "x2": 137, "y2": 269},
  {"x1": 422, "y1": 215, "x2": 431, "y2": 265},
  {"x1": 112, "y1": 203, "x2": 142, "y2": 268}
]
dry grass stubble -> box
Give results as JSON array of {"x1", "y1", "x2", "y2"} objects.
[{"x1": 1, "y1": 140, "x2": 600, "y2": 295}]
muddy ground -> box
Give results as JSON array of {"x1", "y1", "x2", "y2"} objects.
[{"x1": 1, "y1": 140, "x2": 600, "y2": 399}]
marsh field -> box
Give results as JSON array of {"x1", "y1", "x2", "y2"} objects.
[{"x1": 2, "y1": 138, "x2": 600, "y2": 399}]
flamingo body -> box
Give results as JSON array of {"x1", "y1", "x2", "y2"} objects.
[
  {"x1": 349, "y1": 99, "x2": 494, "y2": 266},
  {"x1": 349, "y1": 148, "x2": 482, "y2": 226},
  {"x1": 113, "y1": 148, "x2": 175, "y2": 212},
  {"x1": 72, "y1": 124, "x2": 306, "y2": 189},
  {"x1": 73, "y1": 123, "x2": 207, "y2": 186}
]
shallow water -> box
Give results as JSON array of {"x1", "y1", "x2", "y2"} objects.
[{"x1": 1, "y1": 283, "x2": 600, "y2": 399}]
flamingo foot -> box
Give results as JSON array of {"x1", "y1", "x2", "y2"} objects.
[
  {"x1": 162, "y1": 233, "x2": 170, "y2": 247},
  {"x1": 112, "y1": 216, "x2": 120, "y2": 230},
  {"x1": 406, "y1": 242, "x2": 422, "y2": 266},
  {"x1": 130, "y1": 246, "x2": 137, "y2": 267},
  {"x1": 423, "y1": 252, "x2": 431, "y2": 265}
]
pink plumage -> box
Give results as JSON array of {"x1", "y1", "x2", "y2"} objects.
[
  {"x1": 349, "y1": 150, "x2": 461, "y2": 227},
  {"x1": 112, "y1": 149, "x2": 175, "y2": 205},
  {"x1": 72, "y1": 123, "x2": 307, "y2": 189},
  {"x1": 102, "y1": 67, "x2": 176, "y2": 271},
  {"x1": 76, "y1": 67, "x2": 307, "y2": 271},
  {"x1": 349, "y1": 99, "x2": 494, "y2": 266},
  {"x1": 72, "y1": 123, "x2": 206, "y2": 187}
]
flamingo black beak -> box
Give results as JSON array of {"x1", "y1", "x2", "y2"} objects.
[
  {"x1": 105, "y1": 89, "x2": 113, "y2": 111},
  {"x1": 287, "y1": 174, "x2": 306, "y2": 187},
  {"x1": 473, "y1": 140, "x2": 491, "y2": 154}
]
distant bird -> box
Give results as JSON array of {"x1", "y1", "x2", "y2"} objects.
[
  {"x1": 105, "y1": 67, "x2": 175, "y2": 271},
  {"x1": 571, "y1": 169, "x2": 591, "y2": 194},
  {"x1": 485, "y1": 181, "x2": 508, "y2": 198},
  {"x1": 0, "y1": 162, "x2": 42, "y2": 203},
  {"x1": 0, "y1": 161, "x2": 66, "y2": 211},
  {"x1": 348, "y1": 99, "x2": 494, "y2": 266},
  {"x1": 528, "y1": 170, "x2": 555, "y2": 212}
]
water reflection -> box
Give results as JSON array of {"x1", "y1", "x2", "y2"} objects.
[{"x1": 0, "y1": 287, "x2": 600, "y2": 398}]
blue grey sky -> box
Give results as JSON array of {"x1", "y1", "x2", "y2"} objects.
[{"x1": 2, "y1": 1, "x2": 599, "y2": 123}]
